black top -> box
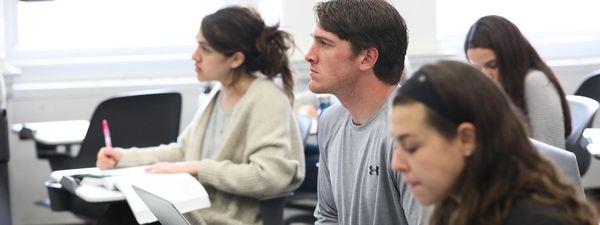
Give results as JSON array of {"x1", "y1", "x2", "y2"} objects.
[{"x1": 504, "y1": 197, "x2": 573, "y2": 225}]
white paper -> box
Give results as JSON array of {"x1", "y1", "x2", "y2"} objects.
[{"x1": 50, "y1": 166, "x2": 211, "y2": 224}]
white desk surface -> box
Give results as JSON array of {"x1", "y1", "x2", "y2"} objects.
[
  {"x1": 75, "y1": 185, "x2": 125, "y2": 202},
  {"x1": 11, "y1": 120, "x2": 89, "y2": 145},
  {"x1": 584, "y1": 128, "x2": 600, "y2": 158},
  {"x1": 51, "y1": 167, "x2": 125, "y2": 202},
  {"x1": 51, "y1": 167, "x2": 149, "y2": 203}
]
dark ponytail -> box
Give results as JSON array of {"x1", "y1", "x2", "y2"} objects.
[
  {"x1": 255, "y1": 25, "x2": 295, "y2": 101},
  {"x1": 201, "y1": 6, "x2": 296, "y2": 102}
]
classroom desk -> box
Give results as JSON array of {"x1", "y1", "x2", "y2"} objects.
[
  {"x1": 11, "y1": 120, "x2": 89, "y2": 161},
  {"x1": 11, "y1": 120, "x2": 145, "y2": 224},
  {"x1": 584, "y1": 128, "x2": 600, "y2": 159},
  {"x1": 45, "y1": 181, "x2": 130, "y2": 224}
]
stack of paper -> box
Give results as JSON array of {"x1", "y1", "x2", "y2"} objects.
[{"x1": 50, "y1": 166, "x2": 211, "y2": 224}]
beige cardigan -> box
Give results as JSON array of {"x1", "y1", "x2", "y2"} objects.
[{"x1": 116, "y1": 78, "x2": 305, "y2": 225}]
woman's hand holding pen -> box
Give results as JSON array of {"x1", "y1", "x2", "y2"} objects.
[
  {"x1": 145, "y1": 161, "x2": 201, "y2": 176},
  {"x1": 96, "y1": 119, "x2": 120, "y2": 170},
  {"x1": 96, "y1": 147, "x2": 122, "y2": 170}
]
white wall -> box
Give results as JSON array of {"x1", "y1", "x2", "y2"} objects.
[
  {"x1": 281, "y1": 0, "x2": 319, "y2": 61},
  {"x1": 392, "y1": 0, "x2": 441, "y2": 55}
]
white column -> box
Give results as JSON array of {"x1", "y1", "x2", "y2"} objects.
[
  {"x1": 391, "y1": 0, "x2": 441, "y2": 56},
  {"x1": 280, "y1": 0, "x2": 319, "y2": 61},
  {"x1": 0, "y1": 0, "x2": 21, "y2": 76}
]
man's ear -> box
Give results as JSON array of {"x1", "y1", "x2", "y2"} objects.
[
  {"x1": 457, "y1": 122, "x2": 477, "y2": 157},
  {"x1": 229, "y1": 52, "x2": 245, "y2": 69},
  {"x1": 359, "y1": 47, "x2": 379, "y2": 71}
]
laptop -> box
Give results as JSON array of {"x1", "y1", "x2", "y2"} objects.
[{"x1": 132, "y1": 185, "x2": 191, "y2": 225}]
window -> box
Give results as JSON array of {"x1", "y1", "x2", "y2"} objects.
[
  {"x1": 6, "y1": 0, "x2": 282, "y2": 61},
  {"x1": 436, "y1": 0, "x2": 600, "y2": 59}
]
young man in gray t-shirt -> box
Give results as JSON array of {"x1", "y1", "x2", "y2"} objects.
[{"x1": 304, "y1": 1, "x2": 429, "y2": 224}]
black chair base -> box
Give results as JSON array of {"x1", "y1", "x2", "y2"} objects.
[{"x1": 284, "y1": 214, "x2": 316, "y2": 225}]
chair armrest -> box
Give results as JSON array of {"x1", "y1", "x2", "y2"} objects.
[
  {"x1": 44, "y1": 181, "x2": 72, "y2": 211},
  {"x1": 258, "y1": 192, "x2": 293, "y2": 225},
  {"x1": 259, "y1": 192, "x2": 293, "y2": 201}
]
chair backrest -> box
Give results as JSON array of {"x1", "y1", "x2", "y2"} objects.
[
  {"x1": 0, "y1": 110, "x2": 8, "y2": 165},
  {"x1": 575, "y1": 69, "x2": 600, "y2": 102},
  {"x1": 259, "y1": 193, "x2": 293, "y2": 225},
  {"x1": 253, "y1": 115, "x2": 314, "y2": 225},
  {"x1": 296, "y1": 114, "x2": 312, "y2": 146},
  {"x1": 530, "y1": 139, "x2": 584, "y2": 197},
  {"x1": 49, "y1": 90, "x2": 182, "y2": 170},
  {"x1": 566, "y1": 95, "x2": 599, "y2": 175},
  {"x1": 0, "y1": 108, "x2": 12, "y2": 225}
]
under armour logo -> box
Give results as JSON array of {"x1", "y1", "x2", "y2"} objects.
[{"x1": 368, "y1": 165, "x2": 379, "y2": 176}]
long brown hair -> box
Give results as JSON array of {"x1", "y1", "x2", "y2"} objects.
[
  {"x1": 394, "y1": 61, "x2": 597, "y2": 225},
  {"x1": 464, "y1": 15, "x2": 571, "y2": 137},
  {"x1": 201, "y1": 6, "x2": 295, "y2": 101}
]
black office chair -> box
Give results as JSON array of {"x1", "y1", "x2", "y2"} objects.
[
  {"x1": 283, "y1": 166, "x2": 317, "y2": 225},
  {"x1": 257, "y1": 114, "x2": 313, "y2": 225},
  {"x1": 566, "y1": 95, "x2": 599, "y2": 176},
  {"x1": 44, "y1": 90, "x2": 182, "y2": 223},
  {"x1": 1, "y1": 107, "x2": 12, "y2": 225},
  {"x1": 575, "y1": 69, "x2": 600, "y2": 104},
  {"x1": 259, "y1": 192, "x2": 294, "y2": 225},
  {"x1": 45, "y1": 90, "x2": 182, "y2": 171},
  {"x1": 283, "y1": 115, "x2": 318, "y2": 225},
  {"x1": 574, "y1": 69, "x2": 600, "y2": 142},
  {"x1": 296, "y1": 114, "x2": 312, "y2": 144},
  {"x1": 530, "y1": 139, "x2": 584, "y2": 196}
]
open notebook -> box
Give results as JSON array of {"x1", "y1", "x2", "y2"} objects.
[{"x1": 50, "y1": 166, "x2": 211, "y2": 224}]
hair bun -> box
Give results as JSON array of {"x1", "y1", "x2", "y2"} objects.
[{"x1": 253, "y1": 25, "x2": 291, "y2": 75}]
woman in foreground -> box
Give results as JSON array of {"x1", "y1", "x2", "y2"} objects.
[{"x1": 389, "y1": 60, "x2": 596, "y2": 225}]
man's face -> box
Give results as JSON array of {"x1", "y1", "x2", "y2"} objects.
[{"x1": 305, "y1": 26, "x2": 363, "y2": 95}]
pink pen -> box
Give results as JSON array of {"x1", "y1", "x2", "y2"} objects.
[{"x1": 102, "y1": 119, "x2": 113, "y2": 148}]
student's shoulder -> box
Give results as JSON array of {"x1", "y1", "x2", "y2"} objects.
[
  {"x1": 525, "y1": 70, "x2": 552, "y2": 87},
  {"x1": 320, "y1": 103, "x2": 348, "y2": 123},
  {"x1": 251, "y1": 77, "x2": 284, "y2": 94},
  {"x1": 247, "y1": 78, "x2": 289, "y2": 104},
  {"x1": 317, "y1": 102, "x2": 349, "y2": 136},
  {"x1": 504, "y1": 197, "x2": 572, "y2": 225}
]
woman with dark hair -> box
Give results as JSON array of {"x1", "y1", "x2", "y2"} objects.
[
  {"x1": 96, "y1": 6, "x2": 305, "y2": 225},
  {"x1": 464, "y1": 15, "x2": 571, "y2": 149},
  {"x1": 389, "y1": 60, "x2": 597, "y2": 225}
]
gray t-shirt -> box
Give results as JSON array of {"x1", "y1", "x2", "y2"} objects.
[
  {"x1": 202, "y1": 93, "x2": 232, "y2": 159},
  {"x1": 315, "y1": 96, "x2": 428, "y2": 225}
]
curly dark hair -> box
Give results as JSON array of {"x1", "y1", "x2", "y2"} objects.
[{"x1": 201, "y1": 6, "x2": 295, "y2": 100}]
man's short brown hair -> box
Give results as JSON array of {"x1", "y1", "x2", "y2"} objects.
[{"x1": 315, "y1": 0, "x2": 409, "y2": 85}]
